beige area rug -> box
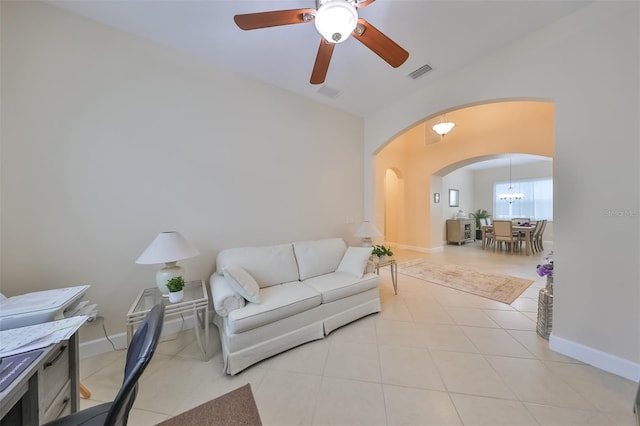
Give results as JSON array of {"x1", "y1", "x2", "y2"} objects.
[
  {"x1": 397, "y1": 259, "x2": 533, "y2": 305},
  {"x1": 157, "y1": 384, "x2": 262, "y2": 426}
]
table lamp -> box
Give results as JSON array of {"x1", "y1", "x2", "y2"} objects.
[
  {"x1": 354, "y1": 220, "x2": 382, "y2": 247},
  {"x1": 136, "y1": 231, "x2": 200, "y2": 296}
]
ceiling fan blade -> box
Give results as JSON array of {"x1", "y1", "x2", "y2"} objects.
[
  {"x1": 352, "y1": 18, "x2": 409, "y2": 68},
  {"x1": 310, "y1": 39, "x2": 335, "y2": 84},
  {"x1": 355, "y1": 0, "x2": 376, "y2": 8},
  {"x1": 234, "y1": 9, "x2": 315, "y2": 30}
]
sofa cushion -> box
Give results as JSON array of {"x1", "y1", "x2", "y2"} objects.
[
  {"x1": 293, "y1": 238, "x2": 347, "y2": 280},
  {"x1": 226, "y1": 281, "x2": 322, "y2": 334},
  {"x1": 302, "y1": 272, "x2": 379, "y2": 304},
  {"x1": 217, "y1": 243, "x2": 299, "y2": 288},
  {"x1": 336, "y1": 247, "x2": 373, "y2": 278},
  {"x1": 223, "y1": 264, "x2": 260, "y2": 303}
]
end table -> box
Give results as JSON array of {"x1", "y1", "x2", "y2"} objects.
[
  {"x1": 375, "y1": 258, "x2": 398, "y2": 294},
  {"x1": 126, "y1": 279, "x2": 209, "y2": 360}
]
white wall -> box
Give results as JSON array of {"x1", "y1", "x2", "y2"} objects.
[
  {"x1": 442, "y1": 168, "x2": 474, "y2": 220},
  {"x1": 1, "y1": 2, "x2": 364, "y2": 341},
  {"x1": 364, "y1": 2, "x2": 639, "y2": 380}
]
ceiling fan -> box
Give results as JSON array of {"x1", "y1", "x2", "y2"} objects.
[{"x1": 234, "y1": 0, "x2": 409, "y2": 84}]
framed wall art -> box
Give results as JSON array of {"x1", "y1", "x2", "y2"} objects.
[{"x1": 449, "y1": 189, "x2": 459, "y2": 207}]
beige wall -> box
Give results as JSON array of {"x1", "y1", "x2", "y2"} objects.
[
  {"x1": 375, "y1": 101, "x2": 554, "y2": 251},
  {"x1": 364, "y1": 2, "x2": 639, "y2": 379},
  {"x1": 0, "y1": 2, "x2": 364, "y2": 341}
]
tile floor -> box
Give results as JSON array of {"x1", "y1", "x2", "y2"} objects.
[{"x1": 79, "y1": 241, "x2": 639, "y2": 425}]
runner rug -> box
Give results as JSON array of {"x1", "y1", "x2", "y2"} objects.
[
  {"x1": 397, "y1": 259, "x2": 533, "y2": 304},
  {"x1": 157, "y1": 383, "x2": 262, "y2": 426}
]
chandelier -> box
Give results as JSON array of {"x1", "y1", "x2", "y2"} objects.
[{"x1": 498, "y1": 158, "x2": 524, "y2": 204}]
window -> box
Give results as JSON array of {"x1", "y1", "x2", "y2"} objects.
[{"x1": 493, "y1": 178, "x2": 553, "y2": 220}]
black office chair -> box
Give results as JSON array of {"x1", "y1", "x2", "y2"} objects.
[
  {"x1": 46, "y1": 303, "x2": 165, "y2": 426},
  {"x1": 634, "y1": 378, "x2": 640, "y2": 426}
]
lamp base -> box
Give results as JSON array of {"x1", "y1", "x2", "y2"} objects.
[
  {"x1": 361, "y1": 237, "x2": 374, "y2": 247},
  {"x1": 156, "y1": 262, "x2": 183, "y2": 296}
]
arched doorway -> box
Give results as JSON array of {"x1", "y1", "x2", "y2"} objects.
[{"x1": 374, "y1": 100, "x2": 554, "y2": 251}]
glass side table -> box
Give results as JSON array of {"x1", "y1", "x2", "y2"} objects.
[
  {"x1": 375, "y1": 258, "x2": 398, "y2": 295},
  {"x1": 126, "y1": 279, "x2": 209, "y2": 361}
]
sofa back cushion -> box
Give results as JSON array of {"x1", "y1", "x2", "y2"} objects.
[
  {"x1": 293, "y1": 238, "x2": 347, "y2": 280},
  {"x1": 216, "y1": 243, "x2": 299, "y2": 288}
]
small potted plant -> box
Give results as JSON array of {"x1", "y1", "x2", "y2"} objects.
[
  {"x1": 372, "y1": 244, "x2": 394, "y2": 263},
  {"x1": 166, "y1": 276, "x2": 185, "y2": 303}
]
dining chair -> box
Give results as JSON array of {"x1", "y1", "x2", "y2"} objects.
[
  {"x1": 480, "y1": 218, "x2": 494, "y2": 248},
  {"x1": 45, "y1": 303, "x2": 165, "y2": 426},
  {"x1": 527, "y1": 220, "x2": 542, "y2": 253},
  {"x1": 534, "y1": 219, "x2": 548, "y2": 253},
  {"x1": 492, "y1": 220, "x2": 520, "y2": 253}
]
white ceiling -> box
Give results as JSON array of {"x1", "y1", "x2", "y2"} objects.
[{"x1": 47, "y1": 0, "x2": 589, "y2": 117}]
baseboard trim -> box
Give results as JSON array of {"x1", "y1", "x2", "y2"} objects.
[
  {"x1": 390, "y1": 243, "x2": 443, "y2": 253},
  {"x1": 550, "y1": 335, "x2": 640, "y2": 381},
  {"x1": 79, "y1": 314, "x2": 196, "y2": 359}
]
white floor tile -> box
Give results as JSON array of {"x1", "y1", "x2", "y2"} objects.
[
  {"x1": 384, "y1": 385, "x2": 462, "y2": 425},
  {"x1": 430, "y1": 350, "x2": 517, "y2": 399},
  {"x1": 312, "y1": 377, "x2": 386, "y2": 425},
  {"x1": 323, "y1": 341, "x2": 381, "y2": 382},
  {"x1": 76, "y1": 244, "x2": 637, "y2": 426},
  {"x1": 254, "y1": 369, "x2": 322, "y2": 426},
  {"x1": 450, "y1": 393, "x2": 538, "y2": 425},
  {"x1": 444, "y1": 307, "x2": 501, "y2": 328},
  {"x1": 379, "y1": 344, "x2": 446, "y2": 391},
  {"x1": 461, "y1": 326, "x2": 536, "y2": 358},
  {"x1": 486, "y1": 356, "x2": 595, "y2": 410}
]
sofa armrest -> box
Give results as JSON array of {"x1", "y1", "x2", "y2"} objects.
[{"x1": 210, "y1": 273, "x2": 246, "y2": 317}]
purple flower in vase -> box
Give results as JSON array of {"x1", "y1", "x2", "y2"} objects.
[{"x1": 536, "y1": 251, "x2": 554, "y2": 277}]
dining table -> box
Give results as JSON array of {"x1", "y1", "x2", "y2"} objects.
[{"x1": 481, "y1": 224, "x2": 535, "y2": 255}]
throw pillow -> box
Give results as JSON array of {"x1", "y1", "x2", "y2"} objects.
[
  {"x1": 223, "y1": 264, "x2": 260, "y2": 303},
  {"x1": 336, "y1": 247, "x2": 373, "y2": 279}
]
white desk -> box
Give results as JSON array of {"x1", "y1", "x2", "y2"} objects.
[{"x1": 0, "y1": 332, "x2": 79, "y2": 425}]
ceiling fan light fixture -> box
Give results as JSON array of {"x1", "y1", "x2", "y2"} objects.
[
  {"x1": 315, "y1": 0, "x2": 358, "y2": 43},
  {"x1": 432, "y1": 121, "x2": 456, "y2": 136}
]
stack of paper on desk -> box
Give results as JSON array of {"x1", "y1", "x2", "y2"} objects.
[{"x1": 0, "y1": 316, "x2": 88, "y2": 358}]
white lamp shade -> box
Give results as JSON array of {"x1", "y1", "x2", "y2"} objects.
[
  {"x1": 354, "y1": 221, "x2": 382, "y2": 238},
  {"x1": 136, "y1": 231, "x2": 200, "y2": 265}
]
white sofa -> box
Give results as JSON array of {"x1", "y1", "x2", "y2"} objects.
[{"x1": 210, "y1": 238, "x2": 381, "y2": 375}]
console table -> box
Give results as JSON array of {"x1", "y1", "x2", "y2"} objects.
[{"x1": 446, "y1": 219, "x2": 475, "y2": 245}]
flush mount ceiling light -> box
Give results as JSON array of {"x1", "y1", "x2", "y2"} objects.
[
  {"x1": 498, "y1": 158, "x2": 524, "y2": 204},
  {"x1": 432, "y1": 119, "x2": 456, "y2": 136},
  {"x1": 314, "y1": 0, "x2": 358, "y2": 43}
]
